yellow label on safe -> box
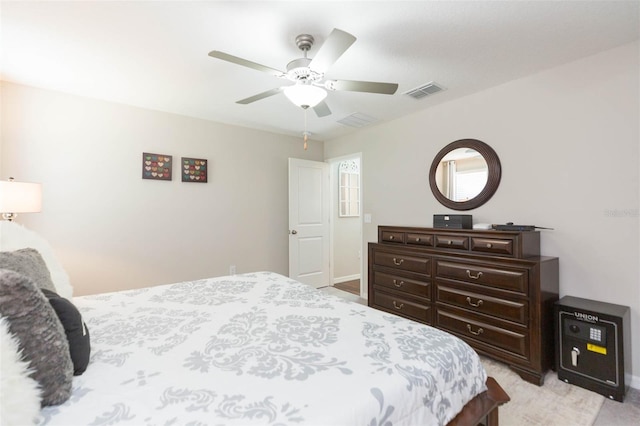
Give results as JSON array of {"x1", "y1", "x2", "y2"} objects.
[{"x1": 587, "y1": 343, "x2": 607, "y2": 355}]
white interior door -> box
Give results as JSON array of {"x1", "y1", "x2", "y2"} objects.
[{"x1": 288, "y1": 158, "x2": 329, "y2": 288}]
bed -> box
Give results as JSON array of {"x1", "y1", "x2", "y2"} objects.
[
  {"x1": 0, "y1": 234, "x2": 507, "y2": 426},
  {"x1": 22, "y1": 271, "x2": 505, "y2": 425}
]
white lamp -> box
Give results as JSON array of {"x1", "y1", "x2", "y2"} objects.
[
  {"x1": 283, "y1": 84, "x2": 327, "y2": 108},
  {"x1": 0, "y1": 177, "x2": 42, "y2": 221}
]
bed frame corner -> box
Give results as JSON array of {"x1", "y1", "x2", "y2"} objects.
[{"x1": 447, "y1": 376, "x2": 510, "y2": 426}]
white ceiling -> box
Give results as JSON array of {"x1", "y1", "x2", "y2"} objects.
[{"x1": 1, "y1": 1, "x2": 638, "y2": 140}]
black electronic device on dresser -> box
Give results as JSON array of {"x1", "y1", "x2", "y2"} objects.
[
  {"x1": 368, "y1": 225, "x2": 560, "y2": 386},
  {"x1": 433, "y1": 214, "x2": 473, "y2": 229}
]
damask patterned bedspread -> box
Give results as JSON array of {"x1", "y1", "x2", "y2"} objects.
[{"x1": 39, "y1": 272, "x2": 487, "y2": 426}]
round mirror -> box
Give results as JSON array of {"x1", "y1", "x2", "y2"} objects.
[{"x1": 429, "y1": 139, "x2": 501, "y2": 210}]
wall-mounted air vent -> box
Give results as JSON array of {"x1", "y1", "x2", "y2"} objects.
[
  {"x1": 404, "y1": 81, "x2": 445, "y2": 100},
  {"x1": 337, "y1": 112, "x2": 379, "y2": 128}
]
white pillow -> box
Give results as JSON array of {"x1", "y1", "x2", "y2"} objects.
[
  {"x1": 0, "y1": 316, "x2": 42, "y2": 425},
  {"x1": 0, "y1": 221, "x2": 73, "y2": 299}
]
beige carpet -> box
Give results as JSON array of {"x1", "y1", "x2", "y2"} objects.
[{"x1": 482, "y1": 356, "x2": 605, "y2": 426}]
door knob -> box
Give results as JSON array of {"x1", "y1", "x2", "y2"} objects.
[{"x1": 290, "y1": 230, "x2": 297, "y2": 235}]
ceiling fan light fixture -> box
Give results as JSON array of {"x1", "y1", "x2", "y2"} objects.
[{"x1": 283, "y1": 84, "x2": 327, "y2": 108}]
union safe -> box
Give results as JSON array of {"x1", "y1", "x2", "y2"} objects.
[{"x1": 555, "y1": 296, "x2": 630, "y2": 401}]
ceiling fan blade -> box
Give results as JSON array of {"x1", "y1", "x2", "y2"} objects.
[
  {"x1": 309, "y1": 29, "x2": 356, "y2": 73},
  {"x1": 208, "y1": 51, "x2": 285, "y2": 78},
  {"x1": 313, "y1": 101, "x2": 332, "y2": 117},
  {"x1": 325, "y1": 79, "x2": 399, "y2": 95},
  {"x1": 236, "y1": 87, "x2": 283, "y2": 104}
]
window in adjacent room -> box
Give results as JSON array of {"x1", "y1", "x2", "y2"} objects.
[{"x1": 339, "y1": 159, "x2": 360, "y2": 217}]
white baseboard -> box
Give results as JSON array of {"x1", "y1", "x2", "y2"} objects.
[
  {"x1": 333, "y1": 274, "x2": 360, "y2": 285},
  {"x1": 630, "y1": 374, "x2": 640, "y2": 390}
]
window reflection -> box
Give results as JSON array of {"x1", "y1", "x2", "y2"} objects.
[{"x1": 435, "y1": 149, "x2": 488, "y2": 202}]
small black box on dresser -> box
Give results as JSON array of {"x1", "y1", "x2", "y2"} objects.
[{"x1": 433, "y1": 214, "x2": 472, "y2": 229}]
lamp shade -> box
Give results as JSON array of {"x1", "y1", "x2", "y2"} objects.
[
  {"x1": 283, "y1": 84, "x2": 327, "y2": 108},
  {"x1": 0, "y1": 180, "x2": 42, "y2": 214}
]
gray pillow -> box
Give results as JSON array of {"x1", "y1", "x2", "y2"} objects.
[
  {"x1": 0, "y1": 268, "x2": 73, "y2": 406},
  {"x1": 0, "y1": 248, "x2": 57, "y2": 293}
]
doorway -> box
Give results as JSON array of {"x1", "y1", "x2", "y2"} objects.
[{"x1": 328, "y1": 153, "x2": 363, "y2": 296}]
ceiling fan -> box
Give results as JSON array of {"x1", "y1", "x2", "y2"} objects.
[{"x1": 208, "y1": 28, "x2": 399, "y2": 117}]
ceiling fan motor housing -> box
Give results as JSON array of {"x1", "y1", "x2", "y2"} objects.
[{"x1": 286, "y1": 57, "x2": 323, "y2": 84}]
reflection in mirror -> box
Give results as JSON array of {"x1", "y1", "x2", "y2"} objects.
[{"x1": 434, "y1": 148, "x2": 488, "y2": 202}]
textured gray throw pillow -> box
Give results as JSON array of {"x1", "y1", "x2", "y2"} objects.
[
  {"x1": 0, "y1": 269, "x2": 73, "y2": 406},
  {"x1": 0, "y1": 248, "x2": 58, "y2": 293}
]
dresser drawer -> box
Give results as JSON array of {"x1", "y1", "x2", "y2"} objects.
[
  {"x1": 434, "y1": 235, "x2": 469, "y2": 250},
  {"x1": 373, "y1": 291, "x2": 431, "y2": 324},
  {"x1": 374, "y1": 251, "x2": 430, "y2": 274},
  {"x1": 380, "y1": 230, "x2": 405, "y2": 243},
  {"x1": 436, "y1": 285, "x2": 527, "y2": 325},
  {"x1": 436, "y1": 309, "x2": 529, "y2": 358},
  {"x1": 471, "y1": 237, "x2": 514, "y2": 256},
  {"x1": 406, "y1": 233, "x2": 434, "y2": 247},
  {"x1": 373, "y1": 271, "x2": 430, "y2": 299},
  {"x1": 435, "y1": 260, "x2": 528, "y2": 294}
]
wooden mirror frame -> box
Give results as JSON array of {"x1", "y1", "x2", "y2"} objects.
[{"x1": 429, "y1": 139, "x2": 501, "y2": 211}]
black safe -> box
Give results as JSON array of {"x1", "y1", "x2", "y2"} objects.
[{"x1": 555, "y1": 296, "x2": 631, "y2": 401}]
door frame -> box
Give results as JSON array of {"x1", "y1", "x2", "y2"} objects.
[{"x1": 327, "y1": 152, "x2": 364, "y2": 296}]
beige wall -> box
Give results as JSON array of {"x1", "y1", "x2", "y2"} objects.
[
  {"x1": 325, "y1": 41, "x2": 640, "y2": 385},
  {"x1": 0, "y1": 82, "x2": 323, "y2": 295}
]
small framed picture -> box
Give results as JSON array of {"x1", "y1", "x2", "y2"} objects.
[
  {"x1": 142, "y1": 153, "x2": 172, "y2": 181},
  {"x1": 182, "y1": 157, "x2": 208, "y2": 183}
]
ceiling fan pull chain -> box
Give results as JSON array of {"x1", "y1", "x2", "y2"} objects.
[{"x1": 303, "y1": 108, "x2": 308, "y2": 150}]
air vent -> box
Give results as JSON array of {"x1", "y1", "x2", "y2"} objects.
[
  {"x1": 404, "y1": 82, "x2": 445, "y2": 100},
  {"x1": 337, "y1": 112, "x2": 379, "y2": 128}
]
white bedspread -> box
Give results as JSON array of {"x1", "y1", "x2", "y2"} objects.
[{"x1": 39, "y1": 272, "x2": 487, "y2": 425}]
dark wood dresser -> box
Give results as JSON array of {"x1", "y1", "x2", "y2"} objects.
[{"x1": 368, "y1": 225, "x2": 559, "y2": 385}]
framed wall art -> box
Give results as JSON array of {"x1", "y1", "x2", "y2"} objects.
[
  {"x1": 181, "y1": 157, "x2": 208, "y2": 183},
  {"x1": 142, "y1": 153, "x2": 172, "y2": 181}
]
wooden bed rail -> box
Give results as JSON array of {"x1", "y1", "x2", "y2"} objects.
[{"x1": 448, "y1": 377, "x2": 510, "y2": 426}]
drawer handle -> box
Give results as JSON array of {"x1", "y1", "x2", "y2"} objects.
[
  {"x1": 467, "y1": 324, "x2": 484, "y2": 336},
  {"x1": 447, "y1": 240, "x2": 452, "y2": 245},
  {"x1": 392, "y1": 301, "x2": 404, "y2": 310},
  {"x1": 393, "y1": 279, "x2": 404, "y2": 288},
  {"x1": 415, "y1": 237, "x2": 421, "y2": 242},
  {"x1": 392, "y1": 258, "x2": 404, "y2": 266},
  {"x1": 389, "y1": 235, "x2": 394, "y2": 240},
  {"x1": 466, "y1": 270, "x2": 483, "y2": 280},
  {"x1": 486, "y1": 243, "x2": 493, "y2": 248},
  {"x1": 466, "y1": 296, "x2": 484, "y2": 308}
]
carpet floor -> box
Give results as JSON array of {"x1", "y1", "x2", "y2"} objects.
[{"x1": 481, "y1": 356, "x2": 604, "y2": 426}]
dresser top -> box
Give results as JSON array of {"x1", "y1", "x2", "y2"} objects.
[
  {"x1": 377, "y1": 225, "x2": 542, "y2": 259},
  {"x1": 379, "y1": 225, "x2": 539, "y2": 236}
]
